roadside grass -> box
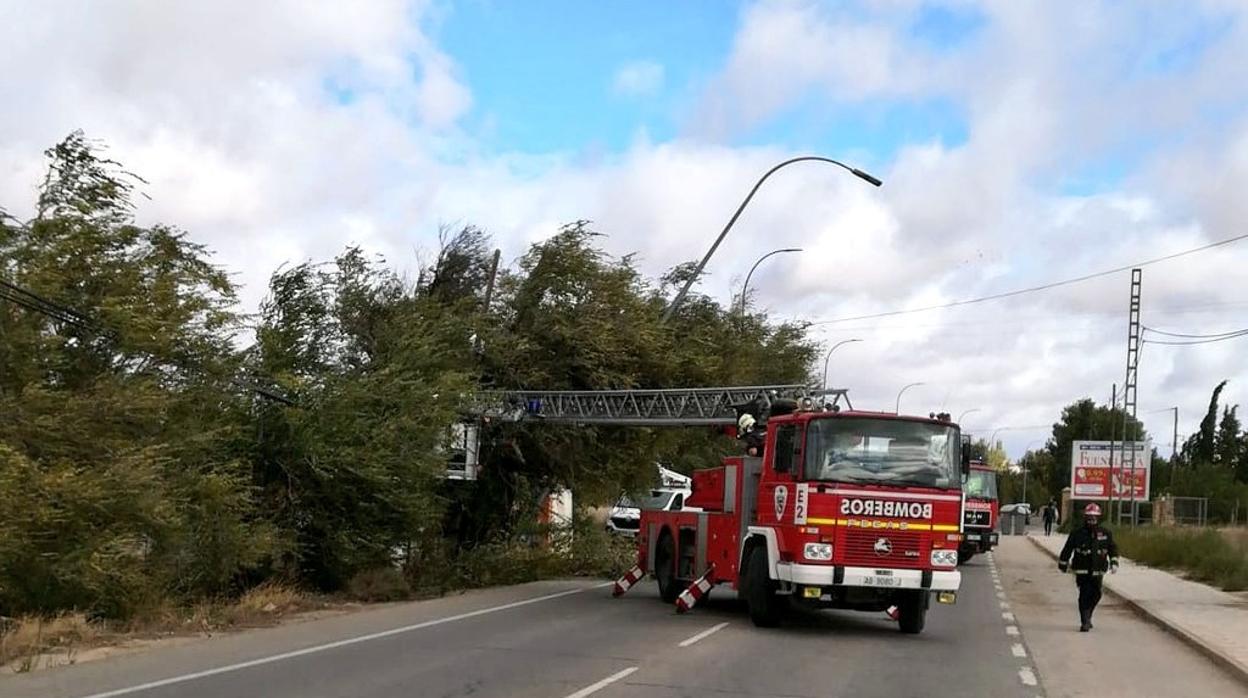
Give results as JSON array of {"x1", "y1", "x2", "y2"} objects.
[
  {"x1": 1115, "y1": 526, "x2": 1248, "y2": 592},
  {"x1": 0, "y1": 613, "x2": 98, "y2": 672},
  {"x1": 0, "y1": 583, "x2": 315, "y2": 673}
]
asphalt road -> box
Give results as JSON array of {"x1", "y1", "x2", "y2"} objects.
[{"x1": 3, "y1": 555, "x2": 1045, "y2": 698}]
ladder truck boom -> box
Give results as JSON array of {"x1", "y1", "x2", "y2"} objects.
[{"x1": 468, "y1": 385, "x2": 852, "y2": 426}]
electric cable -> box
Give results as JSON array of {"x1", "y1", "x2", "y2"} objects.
[{"x1": 809, "y1": 232, "x2": 1248, "y2": 326}]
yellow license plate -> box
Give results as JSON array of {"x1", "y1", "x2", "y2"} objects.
[{"x1": 803, "y1": 586, "x2": 822, "y2": 598}]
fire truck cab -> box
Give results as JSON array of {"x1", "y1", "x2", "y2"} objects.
[
  {"x1": 958, "y1": 460, "x2": 1000, "y2": 564},
  {"x1": 637, "y1": 402, "x2": 968, "y2": 634}
]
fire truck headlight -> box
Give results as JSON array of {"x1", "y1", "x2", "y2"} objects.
[
  {"x1": 930, "y1": 549, "x2": 958, "y2": 568},
  {"x1": 803, "y1": 542, "x2": 833, "y2": 561}
]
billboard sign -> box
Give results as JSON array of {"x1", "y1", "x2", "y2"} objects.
[{"x1": 1070, "y1": 440, "x2": 1151, "y2": 501}]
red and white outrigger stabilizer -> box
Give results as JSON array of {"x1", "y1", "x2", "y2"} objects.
[
  {"x1": 675, "y1": 565, "x2": 715, "y2": 614},
  {"x1": 612, "y1": 564, "x2": 645, "y2": 597}
]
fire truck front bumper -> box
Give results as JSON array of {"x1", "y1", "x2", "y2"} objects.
[{"x1": 775, "y1": 563, "x2": 961, "y2": 591}]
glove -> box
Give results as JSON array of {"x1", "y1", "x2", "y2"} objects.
[
  {"x1": 1110, "y1": 559, "x2": 1119, "y2": 574},
  {"x1": 1058, "y1": 561, "x2": 1068, "y2": 573}
]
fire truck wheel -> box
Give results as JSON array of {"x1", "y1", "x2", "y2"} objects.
[
  {"x1": 957, "y1": 550, "x2": 974, "y2": 565},
  {"x1": 745, "y1": 545, "x2": 783, "y2": 627},
  {"x1": 897, "y1": 591, "x2": 928, "y2": 634},
  {"x1": 655, "y1": 532, "x2": 681, "y2": 603}
]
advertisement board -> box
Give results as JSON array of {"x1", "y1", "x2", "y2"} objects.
[{"x1": 1070, "y1": 440, "x2": 1151, "y2": 501}]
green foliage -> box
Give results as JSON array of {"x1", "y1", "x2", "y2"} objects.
[
  {"x1": 249, "y1": 249, "x2": 474, "y2": 589},
  {"x1": 1, "y1": 134, "x2": 817, "y2": 620},
  {"x1": 1167, "y1": 464, "x2": 1248, "y2": 523},
  {"x1": 1116, "y1": 526, "x2": 1248, "y2": 592},
  {"x1": 346, "y1": 567, "x2": 412, "y2": 603},
  {"x1": 0, "y1": 135, "x2": 263, "y2": 617}
]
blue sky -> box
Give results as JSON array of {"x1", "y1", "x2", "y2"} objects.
[
  {"x1": 436, "y1": 1, "x2": 978, "y2": 161},
  {"x1": 425, "y1": 0, "x2": 1241, "y2": 201}
]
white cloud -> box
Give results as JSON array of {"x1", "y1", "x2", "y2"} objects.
[
  {"x1": 2, "y1": 0, "x2": 1248, "y2": 463},
  {"x1": 612, "y1": 60, "x2": 665, "y2": 97}
]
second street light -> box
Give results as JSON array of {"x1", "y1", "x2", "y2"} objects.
[
  {"x1": 739, "y1": 247, "x2": 802, "y2": 315},
  {"x1": 661, "y1": 156, "x2": 882, "y2": 323},
  {"x1": 822, "y1": 338, "x2": 863, "y2": 390},
  {"x1": 957, "y1": 408, "x2": 981, "y2": 425},
  {"x1": 895, "y1": 382, "x2": 925, "y2": 414}
]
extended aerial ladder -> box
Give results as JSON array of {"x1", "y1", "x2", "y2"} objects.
[{"x1": 447, "y1": 385, "x2": 852, "y2": 479}]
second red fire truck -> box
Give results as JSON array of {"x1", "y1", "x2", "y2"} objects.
[
  {"x1": 958, "y1": 460, "x2": 1000, "y2": 564},
  {"x1": 629, "y1": 397, "x2": 969, "y2": 634}
]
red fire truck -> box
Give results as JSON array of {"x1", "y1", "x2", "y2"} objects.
[
  {"x1": 958, "y1": 460, "x2": 999, "y2": 564},
  {"x1": 633, "y1": 399, "x2": 968, "y2": 634}
]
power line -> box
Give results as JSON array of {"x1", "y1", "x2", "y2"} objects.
[
  {"x1": 809, "y1": 232, "x2": 1248, "y2": 326},
  {"x1": 1, "y1": 277, "x2": 296, "y2": 404},
  {"x1": 0, "y1": 286, "x2": 96, "y2": 332},
  {"x1": 1142, "y1": 325, "x2": 1248, "y2": 339},
  {"x1": 1143, "y1": 330, "x2": 1248, "y2": 346},
  {"x1": 0, "y1": 279, "x2": 96, "y2": 326}
]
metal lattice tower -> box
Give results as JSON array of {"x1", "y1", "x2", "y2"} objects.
[
  {"x1": 467, "y1": 385, "x2": 852, "y2": 426},
  {"x1": 1118, "y1": 268, "x2": 1142, "y2": 524}
]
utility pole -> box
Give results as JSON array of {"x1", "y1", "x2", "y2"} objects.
[
  {"x1": 1170, "y1": 406, "x2": 1179, "y2": 487},
  {"x1": 1108, "y1": 383, "x2": 1116, "y2": 520},
  {"x1": 482, "y1": 249, "x2": 501, "y2": 310},
  {"x1": 1120, "y1": 269, "x2": 1142, "y2": 526}
]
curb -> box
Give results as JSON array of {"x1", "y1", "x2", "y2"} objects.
[{"x1": 1026, "y1": 535, "x2": 1248, "y2": 689}]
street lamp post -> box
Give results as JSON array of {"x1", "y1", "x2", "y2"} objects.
[
  {"x1": 821, "y1": 338, "x2": 863, "y2": 390},
  {"x1": 895, "y1": 382, "x2": 925, "y2": 414},
  {"x1": 1021, "y1": 439, "x2": 1044, "y2": 506},
  {"x1": 989, "y1": 428, "x2": 1006, "y2": 453},
  {"x1": 661, "y1": 156, "x2": 882, "y2": 323},
  {"x1": 956, "y1": 408, "x2": 981, "y2": 425},
  {"x1": 739, "y1": 247, "x2": 802, "y2": 315}
]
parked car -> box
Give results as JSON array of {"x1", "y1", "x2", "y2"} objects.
[{"x1": 605, "y1": 489, "x2": 689, "y2": 535}]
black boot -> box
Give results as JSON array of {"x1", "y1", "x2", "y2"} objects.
[{"x1": 1079, "y1": 610, "x2": 1090, "y2": 632}]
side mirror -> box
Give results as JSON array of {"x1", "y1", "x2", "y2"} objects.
[{"x1": 961, "y1": 449, "x2": 971, "y2": 477}]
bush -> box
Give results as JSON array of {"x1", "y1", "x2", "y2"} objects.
[
  {"x1": 346, "y1": 568, "x2": 412, "y2": 603},
  {"x1": 1116, "y1": 526, "x2": 1248, "y2": 591},
  {"x1": 404, "y1": 516, "x2": 636, "y2": 595}
]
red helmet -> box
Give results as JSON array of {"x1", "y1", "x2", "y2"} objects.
[{"x1": 1084, "y1": 503, "x2": 1102, "y2": 517}]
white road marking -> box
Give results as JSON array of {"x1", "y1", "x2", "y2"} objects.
[
  {"x1": 565, "y1": 667, "x2": 640, "y2": 698},
  {"x1": 1012, "y1": 643, "x2": 1027, "y2": 658},
  {"x1": 1019, "y1": 666, "x2": 1038, "y2": 686},
  {"x1": 1006, "y1": 625, "x2": 1020, "y2": 636},
  {"x1": 1003, "y1": 611, "x2": 1016, "y2": 622},
  {"x1": 77, "y1": 583, "x2": 611, "y2": 698},
  {"x1": 678, "y1": 622, "x2": 729, "y2": 647}
]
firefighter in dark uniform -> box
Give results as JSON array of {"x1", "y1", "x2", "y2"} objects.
[{"x1": 1057, "y1": 503, "x2": 1119, "y2": 631}]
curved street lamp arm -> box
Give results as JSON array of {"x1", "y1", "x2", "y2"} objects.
[{"x1": 740, "y1": 247, "x2": 802, "y2": 315}]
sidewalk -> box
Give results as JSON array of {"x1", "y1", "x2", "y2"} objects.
[{"x1": 1029, "y1": 531, "x2": 1248, "y2": 685}]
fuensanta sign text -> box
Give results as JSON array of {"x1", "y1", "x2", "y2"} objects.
[{"x1": 1070, "y1": 440, "x2": 1151, "y2": 501}]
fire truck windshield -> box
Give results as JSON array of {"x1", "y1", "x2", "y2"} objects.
[
  {"x1": 965, "y1": 468, "x2": 999, "y2": 499},
  {"x1": 803, "y1": 417, "x2": 959, "y2": 489}
]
